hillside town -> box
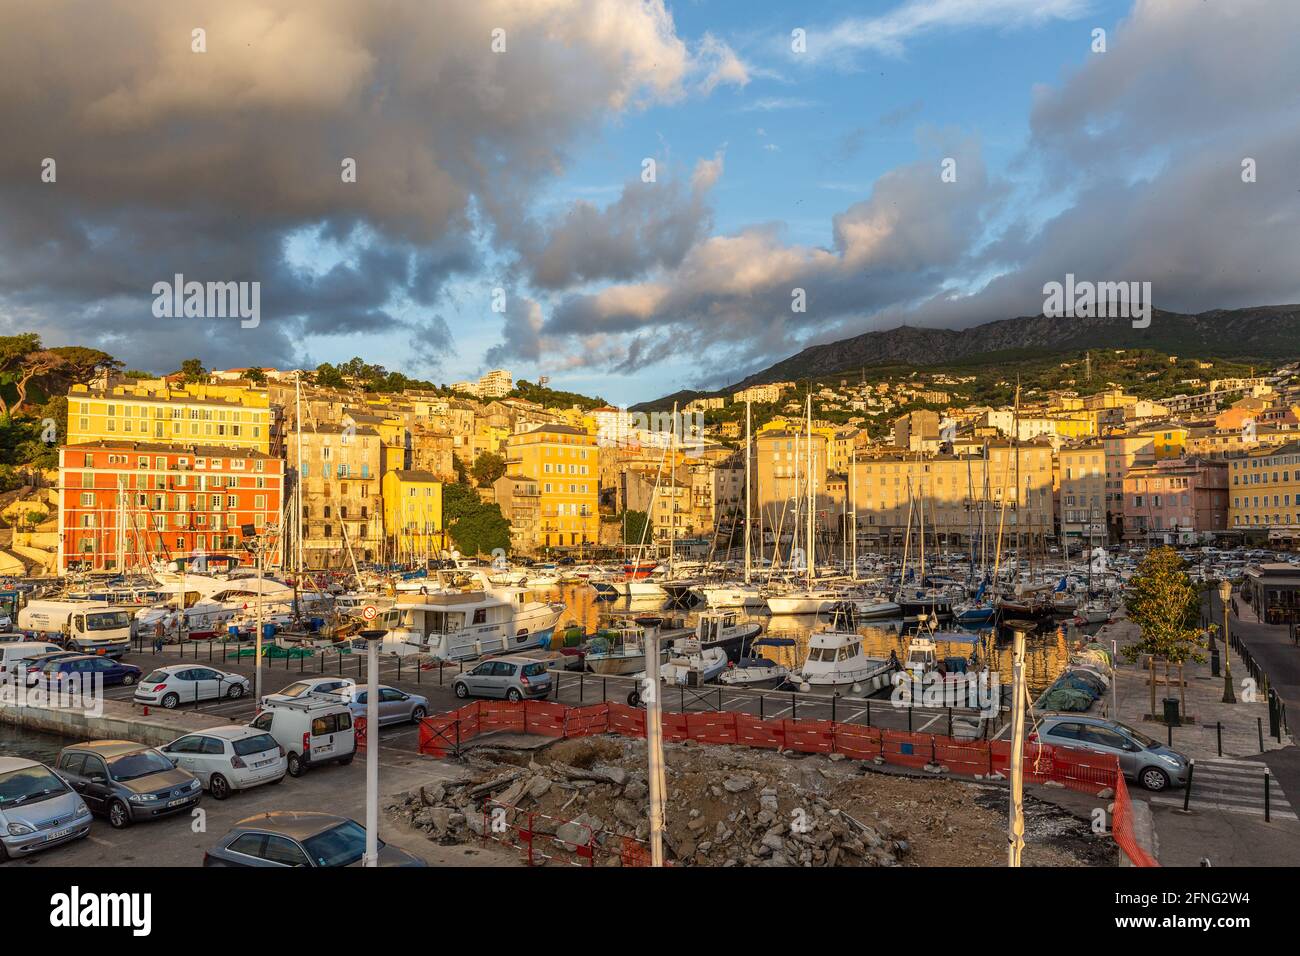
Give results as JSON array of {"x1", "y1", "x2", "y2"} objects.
[{"x1": 3, "y1": 351, "x2": 1297, "y2": 577}]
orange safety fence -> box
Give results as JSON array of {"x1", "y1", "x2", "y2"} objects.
[
  {"x1": 354, "y1": 716, "x2": 367, "y2": 752},
  {"x1": 480, "y1": 800, "x2": 657, "y2": 867},
  {"x1": 1112, "y1": 771, "x2": 1159, "y2": 867},
  {"x1": 416, "y1": 700, "x2": 1156, "y2": 865}
]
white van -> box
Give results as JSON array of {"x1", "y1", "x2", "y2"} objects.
[
  {"x1": 0, "y1": 641, "x2": 64, "y2": 678},
  {"x1": 249, "y1": 694, "x2": 356, "y2": 777},
  {"x1": 16, "y1": 601, "x2": 133, "y2": 658}
]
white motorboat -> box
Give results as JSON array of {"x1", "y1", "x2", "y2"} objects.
[
  {"x1": 765, "y1": 588, "x2": 844, "y2": 616},
  {"x1": 852, "y1": 596, "x2": 902, "y2": 620},
  {"x1": 693, "y1": 610, "x2": 763, "y2": 661},
  {"x1": 695, "y1": 583, "x2": 765, "y2": 608},
  {"x1": 797, "y1": 618, "x2": 897, "y2": 693},
  {"x1": 378, "y1": 569, "x2": 565, "y2": 660},
  {"x1": 719, "y1": 656, "x2": 790, "y2": 689},
  {"x1": 650, "y1": 640, "x2": 729, "y2": 686}
]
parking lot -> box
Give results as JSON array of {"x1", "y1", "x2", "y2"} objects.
[{"x1": 111, "y1": 637, "x2": 1004, "y2": 742}]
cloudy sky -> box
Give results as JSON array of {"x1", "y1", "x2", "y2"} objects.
[{"x1": 1, "y1": 0, "x2": 1297, "y2": 403}]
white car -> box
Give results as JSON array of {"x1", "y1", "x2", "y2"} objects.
[
  {"x1": 259, "y1": 676, "x2": 356, "y2": 709},
  {"x1": 159, "y1": 727, "x2": 287, "y2": 799},
  {"x1": 134, "y1": 665, "x2": 250, "y2": 709}
]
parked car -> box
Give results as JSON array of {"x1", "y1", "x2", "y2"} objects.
[
  {"x1": 0, "y1": 641, "x2": 62, "y2": 679},
  {"x1": 133, "y1": 664, "x2": 250, "y2": 709},
  {"x1": 249, "y1": 694, "x2": 356, "y2": 777},
  {"x1": 160, "y1": 727, "x2": 287, "y2": 799},
  {"x1": 332, "y1": 684, "x2": 429, "y2": 726},
  {"x1": 19, "y1": 650, "x2": 83, "y2": 685},
  {"x1": 40, "y1": 655, "x2": 143, "y2": 688},
  {"x1": 55, "y1": 741, "x2": 201, "y2": 829},
  {"x1": 0, "y1": 757, "x2": 92, "y2": 860},
  {"x1": 1032, "y1": 713, "x2": 1190, "y2": 791},
  {"x1": 452, "y1": 656, "x2": 553, "y2": 702},
  {"x1": 260, "y1": 676, "x2": 355, "y2": 709},
  {"x1": 203, "y1": 811, "x2": 424, "y2": 867}
]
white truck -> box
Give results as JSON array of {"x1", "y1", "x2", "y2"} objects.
[{"x1": 16, "y1": 601, "x2": 133, "y2": 658}]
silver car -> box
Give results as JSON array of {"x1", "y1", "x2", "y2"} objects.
[
  {"x1": 0, "y1": 757, "x2": 93, "y2": 860},
  {"x1": 453, "y1": 656, "x2": 553, "y2": 702},
  {"x1": 1035, "y1": 713, "x2": 1190, "y2": 791},
  {"x1": 334, "y1": 685, "x2": 429, "y2": 726}
]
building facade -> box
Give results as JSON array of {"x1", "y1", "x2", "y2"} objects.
[
  {"x1": 57, "y1": 441, "x2": 283, "y2": 572},
  {"x1": 503, "y1": 424, "x2": 598, "y2": 548}
]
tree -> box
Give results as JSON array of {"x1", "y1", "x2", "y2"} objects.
[
  {"x1": 1123, "y1": 547, "x2": 1205, "y2": 665},
  {"x1": 244, "y1": 367, "x2": 267, "y2": 385},
  {"x1": 0, "y1": 334, "x2": 67, "y2": 419},
  {"x1": 48, "y1": 346, "x2": 121, "y2": 384},
  {"x1": 471, "y1": 451, "x2": 506, "y2": 487},
  {"x1": 441, "y1": 482, "x2": 510, "y2": 556},
  {"x1": 313, "y1": 363, "x2": 347, "y2": 388},
  {"x1": 178, "y1": 358, "x2": 206, "y2": 383},
  {"x1": 620, "y1": 510, "x2": 651, "y2": 546}
]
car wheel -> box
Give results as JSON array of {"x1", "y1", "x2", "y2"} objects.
[
  {"x1": 287, "y1": 752, "x2": 306, "y2": 777},
  {"x1": 122, "y1": 674, "x2": 137, "y2": 686},
  {"x1": 161, "y1": 693, "x2": 180, "y2": 709},
  {"x1": 506, "y1": 688, "x2": 522, "y2": 703},
  {"x1": 410, "y1": 705, "x2": 427, "y2": 724},
  {"x1": 453, "y1": 682, "x2": 469, "y2": 699},
  {"x1": 1140, "y1": 766, "x2": 1170, "y2": 792},
  {"x1": 209, "y1": 774, "x2": 231, "y2": 800},
  {"x1": 227, "y1": 683, "x2": 245, "y2": 699},
  {"x1": 108, "y1": 800, "x2": 131, "y2": 829}
]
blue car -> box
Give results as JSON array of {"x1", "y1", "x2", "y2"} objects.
[{"x1": 40, "y1": 655, "x2": 143, "y2": 688}]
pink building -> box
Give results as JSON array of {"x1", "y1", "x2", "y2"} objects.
[{"x1": 1122, "y1": 457, "x2": 1228, "y2": 544}]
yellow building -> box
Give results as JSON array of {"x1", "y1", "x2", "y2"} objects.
[
  {"x1": 504, "y1": 424, "x2": 598, "y2": 548},
  {"x1": 67, "y1": 380, "x2": 272, "y2": 454},
  {"x1": 1137, "y1": 423, "x2": 1190, "y2": 460},
  {"x1": 381, "y1": 469, "x2": 444, "y2": 559}
]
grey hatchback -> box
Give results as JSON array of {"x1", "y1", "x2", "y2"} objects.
[
  {"x1": 453, "y1": 655, "x2": 553, "y2": 702},
  {"x1": 1033, "y1": 713, "x2": 1190, "y2": 791},
  {"x1": 204, "y1": 811, "x2": 425, "y2": 867},
  {"x1": 56, "y1": 740, "x2": 202, "y2": 828}
]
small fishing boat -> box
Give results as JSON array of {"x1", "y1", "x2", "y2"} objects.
[
  {"x1": 585, "y1": 624, "x2": 667, "y2": 676},
  {"x1": 652, "y1": 640, "x2": 729, "y2": 686},
  {"x1": 796, "y1": 606, "x2": 897, "y2": 693},
  {"x1": 693, "y1": 610, "x2": 763, "y2": 662}
]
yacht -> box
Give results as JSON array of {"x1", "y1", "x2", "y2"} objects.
[
  {"x1": 693, "y1": 610, "x2": 762, "y2": 661},
  {"x1": 694, "y1": 582, "x2": 765, "y2": 608},
  {"x1": 765, "y1": 587, "x2": 844, "y2": 616},
  {"x1": 378, "y1": 569, "x2": 565, "y2": 660},
  {"x1": 796, "y1": 607, "x2": 897, "y2": 693}
]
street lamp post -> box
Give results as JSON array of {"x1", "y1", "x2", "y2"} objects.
[
  {"x1": 359, "y1": 627, "x2": 386, "y2": 867},
  {"x1": 1218, "y1": 580, "x2": 1236, "y2": 704}
]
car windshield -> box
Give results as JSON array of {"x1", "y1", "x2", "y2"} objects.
[
  {"x1": 107, "y1": 750, "x2": 174, "y2": 781},
  {"x1": 0, "y1": 766, "x2": 68, "y2": 806},
  {"x1": 233, "y1": 734, "x2": 279, "y2": 757},
  {"x1": 86, "y1": 611, "x2": 130, "y2": 631},
  {"x1": 1116, "y1": 722, "x2": 1160, "y2": 748},
  {"x1": 302, "y1": 820, "x2": 372, "y2": 867}
]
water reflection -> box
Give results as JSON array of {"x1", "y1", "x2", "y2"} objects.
[{"x1": 540, "y1": 584, "x2": 1081, "y2": 697}]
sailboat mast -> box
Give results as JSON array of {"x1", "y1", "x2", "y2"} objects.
[
  {"x1": 744, "y1": 400, "x2": 752, "y2": 586},
  {"x1": 805, "y1": 391, "x2": 814, "y2": 584}
]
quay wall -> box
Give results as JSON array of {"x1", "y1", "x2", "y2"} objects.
[{"x1": 0, "y1": 697, "x2": 234, "y2": 747}]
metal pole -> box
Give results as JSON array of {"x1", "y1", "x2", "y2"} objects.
[
  {"x1": 362, "y1": 630, "x2": 383, "y2": 867},
  {"x1": 1007, "y1": 621, "x2": 1029, "y2": 868},
  {"x1": 255, "y1": 542, "x2": 264, "y2": 703},
  {"x1": 1220, "y1": 581, "x2": 1235, "y2": 703},
  {"x1": 645, "y1": 631, "x2": 666, "y2": 867}
]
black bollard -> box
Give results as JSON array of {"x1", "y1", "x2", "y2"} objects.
[{"x1": 1183, "y1": 760, "x2": 1195, "y2": 812}]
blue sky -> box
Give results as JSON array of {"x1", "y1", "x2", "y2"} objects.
[{"x1": 4, "y1": 0, "x2": 1298, "y2": 406}]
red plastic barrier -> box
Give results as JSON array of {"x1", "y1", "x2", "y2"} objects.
[
  {"x1": 418, "y1": 715, "x2": 461, "y2": 757},
  {"x1": 660, "y1": 711, "x2": 691, "y2": 743},
  {"x1": 564, "y1": 703, "x2": 611, "y2": 737},
  {"x1": 354, "y1": 716, "x2": 367, "y2": 752},
  {"x1": 831, "y1": 722, "x2": 882, "y2": 760},
  {"x1": 685, "y1": 710, "x2": 738, "y2": 745},
  {"x1": 735, "y1": 713, "x2": 785, "y2": 749},
  {"x1": 933, "y1": 738, "x2": 991, "y2": 776},
  {"x1": 606, "y1": 702, "x2": 646, "y2": 738},
  {"x1": 881, "y1": 730, "x2": 934, "y2": 768},
  {"x1": 1113, "y1": 771, "x2": 1159, "y2": 866},
  {"x1": 783, "y1": 718, "x2": 836, "y2": 755},
  {"x1": 523, "y1": 701, "x2": 569, "y2": 738},
  {"x1": 478, "y1": 700, "x2": 526, "y2": 734},
  {"x1": 1044, "y1": 745, "x2": 1119, "y2": 796}
]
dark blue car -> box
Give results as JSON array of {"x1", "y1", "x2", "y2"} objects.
[{"x1": 40, "y1": 655, "x2": 143, "y2": 687}]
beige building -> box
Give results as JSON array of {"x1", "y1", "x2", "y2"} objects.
[
  {"x1": 286, "y1": 422, "x2": 383, "y2": 565},
  {"x1": 1058, "y1": 444, "x2": 1106, "y2": 542},
  {"x1": 850, "y1": 440, "x2": 1055, "y2": 548}
]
